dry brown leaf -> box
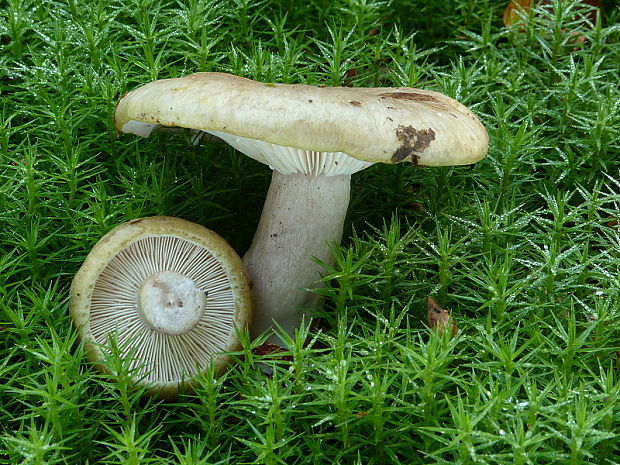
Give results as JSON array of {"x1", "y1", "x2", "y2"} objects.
[
  {"x1": 503, "y1": 0, "x2": 602, "y2": 28},
  {"x1": 605, "y1": 217, "x2": 618, "y2": 229},
  {"x1": 405, "y1": 201, "x2": 427, "y2": 212},
  {"x1": 252, "y1": 341, "x2": 293, "y2": 362},
  {"x1": 427, "y1": 297, "x2": 458, "y2": 337},
  {"x1": 503, "y1": 0, "x2": 533, "y2": 26}
]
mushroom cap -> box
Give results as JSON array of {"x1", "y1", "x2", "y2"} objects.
[
  {"x1": 114, "y1": 72, "x2": 488, "y2": 167},
  {"x1": 70, "y1": 216, "x2": 252, "y2": 398}
]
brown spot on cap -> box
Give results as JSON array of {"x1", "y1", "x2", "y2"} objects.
[
  {"x1": 349, "y1": 101, "x2": 362, "y2": 106},
  {"x1": 379, "y1": 92, "x2": 439, "y2": 102},
  {"x1": 391, "y1": 126, "x2": 436, "y2": 163}
]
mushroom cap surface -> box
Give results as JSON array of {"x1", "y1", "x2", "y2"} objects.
[
  {"x1": 70, "y1": 216, "x2": 252, "y2": 398},
  {"x1": 115, "y1": 72, "x2": 488, "y2": 167}
]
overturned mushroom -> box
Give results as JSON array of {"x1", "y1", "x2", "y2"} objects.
[
  {"x1": 114, "y1": 73, "x2": 488, "y2": 341},
  {"x1": 70, "y1": 216, "x2": 252, "y2": 398}
]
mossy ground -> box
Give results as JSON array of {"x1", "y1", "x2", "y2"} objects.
[{"x1": 1, "y1": 0, "x2": 619, "y2": 463}]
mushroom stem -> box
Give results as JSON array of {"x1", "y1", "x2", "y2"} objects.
[{"x1": 243, "y1": 171, "x2": 351, "y2": 341}]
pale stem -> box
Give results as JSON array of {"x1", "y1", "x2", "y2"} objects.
[
  {"x1": 243, "y1": 171, "x2": 351, "y2": 341},
  {"x1": 137, "y1": 270, "x2": 207, "y2": 336}
]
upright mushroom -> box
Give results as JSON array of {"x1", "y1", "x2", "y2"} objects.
[
  {"x1": 114, "y1": 73, "x2": 488, "y2": 341},
  {"x1": 70, "y1": 216, "x2": 252, "y2": 398}
]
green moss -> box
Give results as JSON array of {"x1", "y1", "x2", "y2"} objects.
[{"x1": 0, "y1": 0, "x2": 618, "y2": 463}]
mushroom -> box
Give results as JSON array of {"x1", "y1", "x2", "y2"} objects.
[
  {"x1": 114, "y1": 73, "x2": 488, "y2": 342},
  {"x1": 70, "y1": 216, "x2": 252, "y2": 398}
]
